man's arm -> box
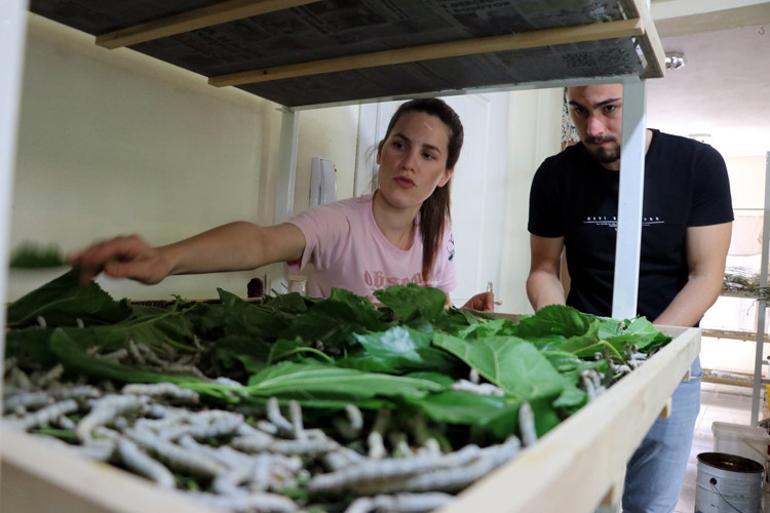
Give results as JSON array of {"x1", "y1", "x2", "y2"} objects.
[
  {"x1": 654, "y1": 222, "x2": 732, "y2": 326},
  {"x1": 527, "y1": 234, "x2": 567, "y2": 310}
]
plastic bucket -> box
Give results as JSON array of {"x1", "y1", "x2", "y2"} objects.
[
  {"x1": 712, "y1": 421, "x2": 770, "y2": 465},
  {"x1": 695, "y1": 452, "x2": 764, "y2": 513}
]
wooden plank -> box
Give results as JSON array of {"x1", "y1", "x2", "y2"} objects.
[
  {"x1": 626, "y1": 0, "x2": 666, "y2": 78},
  {"x1": 436, "y1": 325, "x2": 700, "y2": 513},
  {"x1": 702, "y1": 327, "x2": 770, "y2": 343},
  {"x1": 1, "y1": 325, "x2": 698, "y2": 513},
  {"x1": 209, "y1": 18, "x2": 644, "y2": 87},
  {"x1": 95, "y1": 0, "x2": 320, "y2": 49},
  {"x1": 0, "y1": 428, "x2": 216, "y2": 513}
]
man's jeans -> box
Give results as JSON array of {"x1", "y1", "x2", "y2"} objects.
[{"x1": 622, "y1": 358, "x2": 702, "y2": 513}]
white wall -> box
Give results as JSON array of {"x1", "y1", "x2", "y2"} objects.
[
  {"x1": 8, "y1": 15, "x2": 358, "y2": 301},
  {"x1": 498, "y1": 88, "x2": 563, "y2": 315},
  {"x1": 726, "y1": 155, "x2": 766, "y2": 210}
]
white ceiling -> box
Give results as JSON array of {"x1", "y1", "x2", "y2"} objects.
[{"x1": 646, "y1": 24, "x2": 770, "y2": 158}]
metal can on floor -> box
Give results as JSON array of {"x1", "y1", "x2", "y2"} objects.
[{"x1": 695, "y1": 452, "x2": 764, "y2": 513}]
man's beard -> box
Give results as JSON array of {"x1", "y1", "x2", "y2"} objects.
[{"x1": 585, "y1": 137, "x2": 620, "y2": 164}]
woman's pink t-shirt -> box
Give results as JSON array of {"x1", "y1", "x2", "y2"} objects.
[{"x1": 288, "y1": 195, "x2": 456, "y2": 299}]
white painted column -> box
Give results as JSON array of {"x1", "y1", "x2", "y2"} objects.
[
  {"x1": 274, "y1": 108, "x2": 299, "y2": 223},
  {"x1": 611, "y1": 79, "x2": 647, "y2": 319},
  {"x1": 750, "y1": 151, "x2": 770, "y2": 425},
  {"x1": 0, "y1": 1, "x2": 29, "y2": 373}
]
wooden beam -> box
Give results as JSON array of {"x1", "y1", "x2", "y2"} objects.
[
  {"x1": 702, "y1": 328, "x2": 770, "y2": 343},
  {"x1": 209, "y1": 17, "x2": 644, "y2": 87},
  {"x1": 628, "y1": 0, "x2": 666, "y2": 78},
  {"x1": 96, "y1": 0, "x2": 320, "y2": 49}
]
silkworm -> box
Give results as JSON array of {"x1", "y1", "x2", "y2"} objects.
[
  {"x1": 126, "y1": 428, "x2": 224, "y2": 477},
  {"x1": 3, "y1": 391, "x2": 52, "y2": 413},
  {"x1": 451, "y1": 379, "x2": 504, "y2": 396},
  {"x1": 345, "y1": 404, "x2": 364, "y2": 432},
  {"x1": 13, "y1": 399, "x2": 78, "y2": 431},
  {"x1": 288, "y1": 400, "x2": 305, "y2": 440},
  {"x1": 80, "y1": 438, "x2": 117, "y2": 462},
  {"x1": 121, "y1": 383, "x2": 199, "y2": 404},
  {"x1": 77, "y1": 395, "x2": 148, "y2": 440},
  {"x1": 469, "y1": 368, "x2": 480, "y2": 385},
  {"x1": 10, "y1": 367, "x2": 32, "y2": 390},
  {"x1": 367, "y1": 431, "x2": 386, "y2": 459},
  {"x1": 357, "y1": 438, "x2": 520, "y2": 494},
  {"x1": 37, "y1": 364, "x2": 64, "y2": 387},
  {"x1": 518, "y1": 402, "x2": 537, "y2": 447},
  {"x1": 310, "y1": 445, "x2": 481, "y2": 494},
  {"x1": 37, "y1": 315, "x2": 47, "y2": 328},
  {"x1": 50, "y1": 384, "x2": 101, "y2": 401},
  {"x1": 117, "y1": 438, "x2": 176, "y2": 489},
  {"x1": 257, "y1": 420, "x2": 280, "y2": 435},
  {"x1": 266, "y1": 397, "x2": 294, "y2": 435},
  {"x1": 76, "y1": 318, "x2": 85, "y2": 328}
]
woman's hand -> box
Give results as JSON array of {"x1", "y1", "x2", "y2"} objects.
[
  {"x1": 462, "y1": 291, "x2": 494, "y2": 312},
  {"x1": 68, "y1": 234, "x2": 173, "y2": 285}
]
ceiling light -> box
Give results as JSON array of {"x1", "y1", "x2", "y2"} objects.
[{"x1": 665, "y1": 51, "x2": 686, "y2": 71}]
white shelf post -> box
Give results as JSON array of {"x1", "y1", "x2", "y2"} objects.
[
  {"x1": 750, "y1": 151, "x2": 770, "y2": 425},
  {"x1": 0, "y1": 0, "x2": 29, "y2": 378},
  {"x1": 274, "y1": 107, "x2": 299, "y2": 223},
  {"x1": 611, "y1": 79, "x2": 647, "y2": 319}
]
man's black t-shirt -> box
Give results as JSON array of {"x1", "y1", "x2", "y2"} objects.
[{"x1": 528, "y1": 129, "x2": 733, "y2": 321}]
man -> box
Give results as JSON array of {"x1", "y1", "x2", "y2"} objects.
[{"x1": 527, "y1": 84, "x2": 732, "y2": 513}]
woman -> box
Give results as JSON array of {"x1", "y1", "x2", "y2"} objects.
[{"x1": 70, "y1": 98, "x2": 492, "y2": 310}]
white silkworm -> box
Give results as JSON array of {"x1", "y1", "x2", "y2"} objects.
[
  {"x1": 121, "y1": 383, "x2": 199, "y2": 404},
  {"x1": 367, "y1": 431, "x2": 386, "y2": 459},
  {"x1": 310, "y1": 444, "x2": 481, "y2": 494},
  {"x1": 127, "y1": 340, "x2": 146, "y2": 365},
  {"x1": 358, "y1": 438, "x2": 520, "y2": 494},
  {"x1": 37, "y1": 315, "x2": 47, "y2": 328},
  {"x1": 10, "y1": 367, "x2": 32, "y2": 390},
  {"x1": 251, "y1": 453, "x2": 273, "y2": 492},
  {"x1": 215, "y1": 376, "x2": 242, "y2": 387},
  {"x1": 13, "y1": 399, "x2": 78, "y2": 431},
  {"x1": 99, "y1": 348, "x2": 129, "y2": 363},
  {"x1": 469, "y1": 368, "x2": 480, "y2": 385},
  {"x1": 80, "y1": 438, "x2": 116, "y2": 462},
  {"x1": 266, "y1": 397, "x2": 294, "y2": 435},
  {"x1": 451, "y1": 379, "x2": 504, "y2": 396},
  {"x1": 345, "y1": 404, "x2": 364, "y2": 432},
  {"x1": 37, "y1": 364, "x2": 64, "y2": 388},
  {"x1": 126, "y1": 428, "x2": 224, "y2": 477},
  {"x1": 213, "y1": 464, "x2": 253, "y2": 496},
  {"x1": 519, "y1": 401, "x2": 537, "y2": 447},
  {"x1": 288, "y1": 400, "x2": 305, "y2": 440},
  {"x1": 50, "y1": 384, "x2": 101, "y2": 401},
  {"x1": 54, "y1": 415, "x2": 76, "y2": 430},
  {"x1": 77, "y1": 395, "x2": 148, "y2": 441},
  {"x1": 3, "y1": 391, "x2": 52, "y2": 413},
  {"x1": 76, "y1": 318, "x2": 85, "y2": 328},
  {"x1": 257, "y1": 420, "x2": 280, "y2": 435},
  {"x1": 117, "y1": 438, "x2": 176, "y2": 489}
]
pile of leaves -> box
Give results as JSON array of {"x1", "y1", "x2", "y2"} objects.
[
  {"x1": 8, "y1": 241, "x2": 65, "y2": 269},
  {"x1": 5, "y1": 271, "x2": 671, "y2": 446}
]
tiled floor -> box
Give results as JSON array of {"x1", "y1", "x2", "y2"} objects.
[{"x1": 674, "y1": 382, "x2": 756, "y2": 513}]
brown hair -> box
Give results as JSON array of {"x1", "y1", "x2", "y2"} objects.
[{"x1": 380, "y1": 98, "x2": 464, "y2": 283}]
